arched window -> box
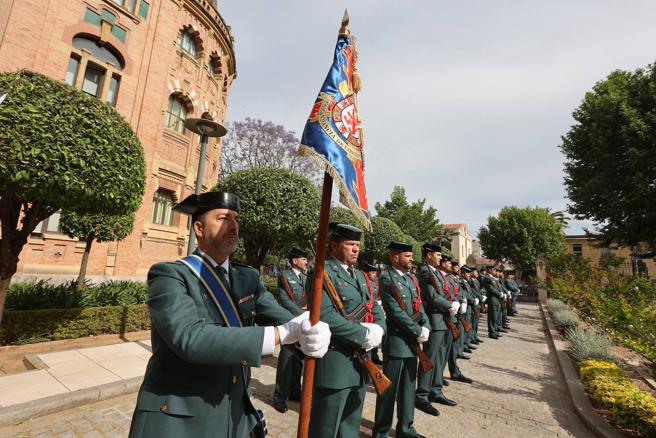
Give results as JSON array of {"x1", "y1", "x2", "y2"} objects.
[
  {"x1": 177, "y1": 31, "x2": 197, "y2": 57},
  {"x1": 164, "y1": 95, "x2": 188, "y2": 134},
  {"x1": 151, "y1": 190, "x2": 174, "y2": 226},
  {"x1": 65, "y1": 36, "x2": 124, "y2": 106}
]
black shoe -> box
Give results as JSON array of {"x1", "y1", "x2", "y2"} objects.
[
  {"x1": 452, "y1": 375, "x2": 473, "y2": 384},
  {"x1": 500, "y1": 329, "x2": 508, "y2": 333},
  {"x1": 476, "y1": 338, "x2": 484, "y2": 343},
  {"x1": 463, "y1": 348, "x2": 473, "y2": 353},
  {"x1": 503, "y1": 325, "x2": 511, "y2": 329},
  {"x1": 458, "y1": 354, "x2": 471, "y2": 360},
  {"x1": 272, "y1": 400, "x2": 288, "y2": 413},
  {"x1": 489, "y1": 334, "x2": 499, "y2": 339},
  {"x1": 429, "y1": 394, "x2": 458, "y2": 406},
  {"x1": 442, "y1": 379, "x2": 449, "y2": 386},
  {"x1": 288, "y1": 393, "x2": 301, "y2": 402},
  {"x1": 415, "y1": 401, "x2": 440, "y2": 416},
  {"x1": 469, "y1": 345, "x2": 477, "y2": 350}
]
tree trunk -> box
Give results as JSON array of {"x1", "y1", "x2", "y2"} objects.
[
  {"x1": 77, "y1": 234, "x2": 94, "y2": 290},
  {"x1": 244, "y1": 239, "x2": 269, "y2": 270},
  {"x1": 0, "y1": 276, "x2": 12, "y2": 325}
]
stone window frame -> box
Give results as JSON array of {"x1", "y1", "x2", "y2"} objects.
[
  {"x1": 151, "y1": 189, "x2": 177, "y2": 226},
  {"x1": 177, "y1": 25, "x2": 204, "y2": 60},
  {"x1": 207, "y1": 50, "x2": 222, "y2": 79},
  {"x1": 65, "y1": 34, "x2": 125, "y2": 107},
  {"x1": 164, "y1": 93, "x2": 194, "y2": 135},
  {"x1": 105, "y1": 0, "x2": 150, "y2": 20}
]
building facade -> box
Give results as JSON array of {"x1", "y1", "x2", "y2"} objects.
[
  {"x1": 0, "y1": 0, "x2": 236, "y2": 277},
  {"x1": 565, "y1": 235, "x2": 656, "y2": 280},
  {"x1": 442, "y1": 223, "x2": 473, "y2": 267}
]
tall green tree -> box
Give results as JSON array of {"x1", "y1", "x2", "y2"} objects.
[
  {"x1": 560, "y1": 63, "x2": 656, "y2": 249},
  {"x1": 478, "y1": 206, "x2": 566, "y2": 279},
  {"x1": 60, "y1": 211, "x2": 135, "y2": 290},
  {"x1": 375, "y1": 186, "x2": 441, "y2": 242},
  {"x1": 361, "y1": 216, "x2": 404, "y2": 264},
  {"x1": 0, "y1": 71, "x2": 145, "y2": 321},
  {"x1": 214, "y1": 167, "x2": 320, "y2": 268}
]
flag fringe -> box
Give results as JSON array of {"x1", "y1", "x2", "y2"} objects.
[{"x1": 299, "y1": 144, "x2": 372, "y2": 231}]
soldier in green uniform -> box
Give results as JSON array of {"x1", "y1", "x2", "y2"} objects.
[
  {"x1": 415, "y1": 244, "x2": 459, "y2": 415},
  {"x1": 362, "y1": 262, "x2": 384, "y2": 365},
  {"x1": 458, "y1": 266, "x2": 477, "y2": 353},
  {"x1": 129, "y1": 192, "x2": 331, "y2": 438},
  {"x1": 449, "y1": 263, "x2": 470, "y2": 361},
  {"x1": 372, "y1": 241, "x2": 430, "y2": 438},
  {"x1": 496, "y1": 268, "x2": 511, "y2": 331},
  {"x1": 479, "y1": 266, "x2": 503, "y2": 339},
  {"x1": 272, "y1": 247, "x2": 309, "y2": 413},
  {"x1": 308, "y1": 223, "x2": 386, "y2": 438},
  {"x1": 505, "y1": 271, "x2": 520, "y2": 316},
  {"x1": 467, "y1": 268, "x2": 484, "y2": 345}
]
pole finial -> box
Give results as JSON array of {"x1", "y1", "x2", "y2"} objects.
[{"x1": 339, "y1": 9, "x2": 350, "y2": 35}]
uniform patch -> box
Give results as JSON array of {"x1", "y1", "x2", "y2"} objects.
[{"x1": 238, "y1": 294, "x2": 254, "y2": 304}]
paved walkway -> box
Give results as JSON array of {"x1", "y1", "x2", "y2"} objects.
[{"x1": 1, "y1": 303, "x2": 594, "y2": 437}]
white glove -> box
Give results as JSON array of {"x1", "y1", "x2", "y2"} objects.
[
  {"x1": 449, "y1": 301, "x2": 460, "y2": 316},
  {"x1": 482, "y1": 296, "x2": 487, "y2": 303},
  {"x1": 459, "y1": 301, "x2": 467, "y2": 314},
  {"x1": 474, "y1": 298, "x2": 479, "y2": 306},
  {"x1": 277, "y1": 311, "x2": 309, "y2": 345},
  {"x1": 417, "y1": 327, "x2": 430, "y2": 343},
  {"x1": 361, "y1": 322, "x2": 384, "y2": 351},
  {"x1": 299, "y1": 319, "x2": 331, "y2": 358}
]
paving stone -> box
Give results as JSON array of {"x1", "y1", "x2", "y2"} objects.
[{"x1": 1, "y1": 303, "x2": 595, "y2": 438}]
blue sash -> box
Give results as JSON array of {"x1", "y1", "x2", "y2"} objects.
[{"x1": 178, "y1": 254, "x2": 243, "y2": 327}]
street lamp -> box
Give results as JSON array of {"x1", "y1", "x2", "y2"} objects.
[{"x1": 184, "y1": 117, "x2": 227, "y2": 255}]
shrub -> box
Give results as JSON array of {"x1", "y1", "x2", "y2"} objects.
[
  {"x1": 566, "y1": 327, "x2": 616, "y2": 363},
  {"x1": 261, "y1": 276, "x2": 279, "y2": 301},
  {"x1": 579, "y1": 359, "x2": 656, "y2": 436},
  {"x1": 0, "y1": 304, "x2": 150, "y2": 345},
  {"x1": 552, "y1": 308, "x2": 580, "y2": 332},
  {"x1": 6, "y1": 280, "x2": 147, "y2": 310},
  {"x1": 547, "y1": 298, "x2": 567, "y2": 313}
]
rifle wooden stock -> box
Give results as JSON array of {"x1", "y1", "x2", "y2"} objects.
[
  {"x1": 474, "y1": 308, "x2": 481, "y2": 319},
  {"x1": 414, "y1": 345, "x2": 433, "y2": 372},
  {"x1": 481, "y1": 302, "x2": 488, "y2": 314},
  {"x1": 280, "y1": 274, "x2": 307, "y2": 309},
  {"x1": 322, "y1": 273, "x2": 391, "y2": 396},
  {"x1": 457, "y1": 314, "x2": 472, "y2": 333}
]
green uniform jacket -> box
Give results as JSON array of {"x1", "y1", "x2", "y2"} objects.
[
  {"x1": 307, "y1": 257, "x2": 385, "y2": 390},
  {"x1": 278, "y1": 269, "x2": 306, "y2": 317},
  {"x1": 459, "y1": 278, "x2": 476, "y2": 309},
  {"x1": 379, "y1": 267, "x2": 430, "y2": 359},
  {"x1": 504, "y1": 279, "x2": 519, "y2": 294},
  {"x1": 468, "y1": 278, "x2": 484, "y2": 307},
  {"x1": 417, "y1": 264, "x2": 452, "y2": 331},
  {"x1": 433, "y1": 269, "x2": 458, "y2": 323},
  {"x1": 130, "y1": 258, "x2": 293, "y2": 438},
  {"x1": 479, "y1": 274, "x2": 504, "y2": 307}
]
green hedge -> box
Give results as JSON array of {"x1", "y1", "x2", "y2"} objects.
[
  {"x1": 262, "y1": 275, "x2": 279, "y2": 301},
  {"x1": 6, "y1": 280, "x2": 147, "y2": 310},
  {"x1": 580, "y1": 359, "x2": 656, "y2": 436},
  {"x1": 0, "y1": 304, "x2": 150, "y2": 345}
]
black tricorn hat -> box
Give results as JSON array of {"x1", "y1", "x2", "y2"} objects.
[
  {"x1": 361, "y1": 262, "x2": 377, "y2": 272},
  {"x1": 421, "y1": 243, "x2": 442, "y2": 255},
  {"x1": 452, "y1": 261, "x2": 460, "y2": 268},
  {"x1": 439, "y1": 254, "x2": 453, "y2": 262},
  {"x1": 173, "y1": 192, "x2": 240, "y2": 221},
  {"x1": 460, "y1": 265, "x2": 473, "y2": 273},
  {"x1": 288, "y1": 247, "x2": 309, "y2": 260},
  {"x1": 387, "y1": 241, "x2": 413, "y2": 252},
  {"x1": 329, "y1": 222, "x2": 362, "y2": 241}
]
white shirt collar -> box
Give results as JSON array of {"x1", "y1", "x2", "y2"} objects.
[
  {"x1": 428, "y1": 264, "x2": 437, "y2": 273},
  {"x1": 292, "y1": 267, "x2": 302, "y2": 277},
  {"x1": 393, "y1": 267, "x2": 406, "y2": 277}
]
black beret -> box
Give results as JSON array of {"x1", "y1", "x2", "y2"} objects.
[
  {"x1": 387, "y1": 241, "x2": 413, "y2": 252},
  {"x1": 460, "y1": 266, "x2": 473, "y2": 273},
  {"x1": 452, "y1": 261, "x2": 460, "y2": 268},
  {"x1": 421, "y1": 243, "x2": 442, "y2": 255},
  {"x1": 439, "y1": 254, "x2": 452, "y2": 262},
  {"x1": 329, "y1": 222, "x2": 362, "y2": 241},
  {"x1": 361, "y1": 262, "x2": 377, "y2": 272},
  {"x1": 288, "y1": 247, "x2": 309, "y2": 259},
  {"x1": 173, "y1": 192, "x2": 240, "y2": 221}
]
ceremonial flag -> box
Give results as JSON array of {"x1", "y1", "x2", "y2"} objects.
[{"x1": 298, "y1": 18, "x2": 371, "y2": 230}]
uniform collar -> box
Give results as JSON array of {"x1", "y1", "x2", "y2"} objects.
[
  {"x1": 292, "y1": 267, "x2": 302, "y2": 277},
  {"x1": 197, "y1": 249, "x2": 230, "y2": 272}
]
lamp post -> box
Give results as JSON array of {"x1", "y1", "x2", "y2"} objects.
[{"x1": 183, "y1": 117, "x2": 227, "y2": 255}]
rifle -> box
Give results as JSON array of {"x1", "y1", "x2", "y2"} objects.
[
  {"x1": 387, "y1": 269, "x2": 434, "y2": 373},
  {"x1": 280, "y1": 273, "x2": 307, "y2": 309},
  {"x1": 322, "y1": 272, "x2": 391, "y2": 396},
  {"x1": 426, "y1": 268, "x2": 460, "y2": 339},
  {"x1": 457, "y1": 313, "x2": 472, "y2": 333},
  {"x1": 474, "y1": 307, "x2": 481, "y2": 319}
]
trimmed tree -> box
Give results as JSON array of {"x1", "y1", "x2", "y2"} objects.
[
  {"x1": 361, "y1": 216, "x2": 404, "y2": 264},
  {"x1": 560, "y1": 64, "x2": 656, "y2": 249},
  {"x1": 60, "y1": 211, "x2": 136, "y2": 290},
  {"x1": 214, "y1": 167, "x2": 320, "y2": 268},
  {"x1": 0, "y1": 70, "x2": 145, "y2": 321},
  {"x1": 478, "y1": 206, "x2": 566, "y2": 280}
]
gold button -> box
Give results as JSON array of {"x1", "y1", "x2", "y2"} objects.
[
  {"x1": 240, "y1": 360, "x2": 247, "y2": 366},
  {"x1": 251, "y1": 310, "x2": 256, "y2": 316},
  {"x1": 160, "y1": 403, "x2": 168, "y2": 413}
]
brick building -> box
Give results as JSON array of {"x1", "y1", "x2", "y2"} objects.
[
  {"x1": 442, "y1": 223, "x2": 473, "y2": 266},
  {"x1": 0, "y1": 0, "x2": 236, "y2": 278}
]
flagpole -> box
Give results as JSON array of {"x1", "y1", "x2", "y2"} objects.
[{"x1": 297, "y1": 172, "x2": 332, "y2": 438}]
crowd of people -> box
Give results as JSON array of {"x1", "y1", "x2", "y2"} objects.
[{"x1": 128, "y1": 191, "x2": 521, "y2": 438}]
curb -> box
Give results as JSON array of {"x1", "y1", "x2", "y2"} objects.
[
  {"x1": 539, "y1": 303, "x2": 623, "y2": 438},
  {"x1": 0, "y1": 376, "x2": 141, "y2": 427}
]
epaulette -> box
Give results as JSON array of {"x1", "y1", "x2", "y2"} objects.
[{"x1": 230, "y1": 260, "x2": 258, "y2": 271}]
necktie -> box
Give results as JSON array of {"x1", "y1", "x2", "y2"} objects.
[
  {"x1": 217, "y1": 265, "x2": 232, "y2": 294},
  {"x1": 347, "y1": 266, "x2": 356, "y2": 281}
]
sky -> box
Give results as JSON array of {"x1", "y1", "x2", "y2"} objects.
[{"x1": 219, "y1": 1, "x2": 656, "y2": 238}]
